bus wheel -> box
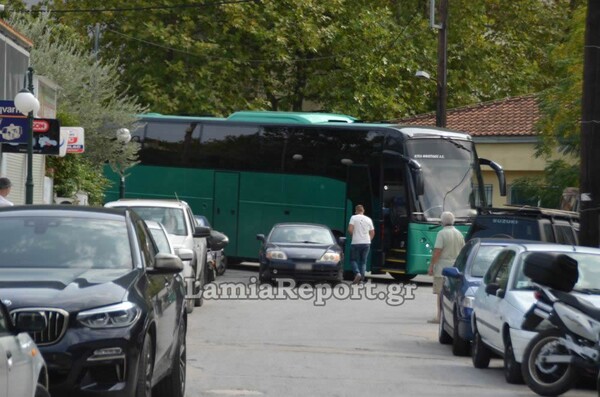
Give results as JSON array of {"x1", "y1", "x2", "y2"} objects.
[{"x1": 390, "y1": 273, "x2": 416, "y2": 282}]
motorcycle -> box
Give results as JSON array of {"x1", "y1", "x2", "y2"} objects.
[{"x1": 520, "y1": 251, "x2": 600, "y2": 396}]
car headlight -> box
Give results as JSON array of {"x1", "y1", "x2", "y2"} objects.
[
  {"x1": 266, "y1": 250, "x2": 287, "y2": 260},
  {"x1": 77, "y1": 302, "x2": 141, "y2": 329},
  {"x1": 462, "y1": 296, "x2": 475, "y2": 309},
  {"x1": 317, "y1": 252, "x2": 341, "y2": 262}
]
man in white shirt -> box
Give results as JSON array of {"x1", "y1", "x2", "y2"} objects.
[
  {"x1": 0, "y1": 177, "x2": 13, "y2": 207},
  {"x1": 348, "y1": 204, "x2": 375, "y2": 284}
]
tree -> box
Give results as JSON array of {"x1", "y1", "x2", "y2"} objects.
[
  {"x1": 8, "y1": 12, "x2": 146, "y2": 203},
  {"x1": 40, "y1": 0, "x2": 570, "y2": 121}
]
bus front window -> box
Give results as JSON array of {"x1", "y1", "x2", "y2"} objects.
[{"x1": 406, "y1": 138, "x2": 481, "y2": 222}]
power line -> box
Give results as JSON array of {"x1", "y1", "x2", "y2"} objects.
[{"x1": 15, "y1": 0, "x2": 259, "y2": 14}]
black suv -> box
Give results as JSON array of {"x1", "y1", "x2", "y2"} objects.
[
  {"x1": 0, "y1": 205, "x2": 187, "y2": 397},
  {"x1": 466, "y1": 206, "x2": 579, "y2": 245}
]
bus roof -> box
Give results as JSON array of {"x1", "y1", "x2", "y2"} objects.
[
  {"x1": 226, "y1": 111, "x2": 357, "y2": 124},
  {"x1": 138, "y1": 111, "x2": 471, "y2": 139}
]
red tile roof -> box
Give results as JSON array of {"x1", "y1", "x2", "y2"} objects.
[{"x1": 392, "y1": 95, "x2": 540, "y2": 137}]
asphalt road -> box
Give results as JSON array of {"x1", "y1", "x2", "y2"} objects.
[{"x1": 184, "y1": 265, "x2": 597, "y2": 397}]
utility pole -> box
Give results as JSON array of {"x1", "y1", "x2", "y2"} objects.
[
  {"x1": 435, "y1": 0, "x2": 448, "y2": 128},
  {"x1": 579, "y1": 0, "x2": 600, "y2": 247}
]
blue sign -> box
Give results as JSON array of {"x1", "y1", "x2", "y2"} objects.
[{"x1": 0, "y1": 100, "x2": 29, "y2": 144}]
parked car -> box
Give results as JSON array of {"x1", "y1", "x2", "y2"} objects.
[
  {"x1": 439, "y1": 237, "x2": 521, "y2": 356},
  {"x1": 105, "y1": 199, "x2": 211, "y2": 311},
  {"x1": 0, "y1": 299, "x2": 49, "y2": 397},
  {"x1": 145, "y1": 220, "x2": 195, "y2": 312},
  {"x1": 195, "y1": 215, "x2": 229, "y2": 277},
  {"x1": 0, "y1": 205, "x2": 188, "y2": 397},
  {"x1": 256, "y1": 222, "x2": 345, "y2": 283},
  {"x1": 471, "y1": 242, "x2": 600, "y2": 385},
  {"x1": 466, "y1": 206, "x2": 579, "y2": 244}
]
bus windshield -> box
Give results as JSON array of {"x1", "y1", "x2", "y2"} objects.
[{"x1": 406, "y1": 138, "x2": 479, "y2": 222}]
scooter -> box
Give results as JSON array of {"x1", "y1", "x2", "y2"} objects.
[
  {"x1": 207, "y1": 229, "x2": 229, "y2": 279},
  {"x1": 520, "y1": 251, "x2": 600, "y2": 396}
]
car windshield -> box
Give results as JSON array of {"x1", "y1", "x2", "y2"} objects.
[
  {"x1": 149, "y1": 227, "x2": 171, "y2": 253},
  {"x1": 0, "y1": 215, "x2": 133, "y2": 269},
  {"x1": 270, "y1": 225, "x2": 334, "y2": 244},
  {"x1": 514, "y1": 251, "x2": 600, "y2": 292},
  {"x1": 124, "y1": 207, "x2": 187, "y2": 236},
  {"x1": 469, "y1": 245, "x2": 506, "y2": 278}
]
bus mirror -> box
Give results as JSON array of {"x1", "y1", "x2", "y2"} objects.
[{"x1": 479, "y1": 158, "x2": 506, "y2": 196}]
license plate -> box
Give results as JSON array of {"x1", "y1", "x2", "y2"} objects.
[{"x1": 296, "y1": 263, "x2": 312, "y2": 271}]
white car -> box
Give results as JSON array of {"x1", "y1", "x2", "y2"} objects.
[
  {"x1": 105, "y1": 199, "x2": 210, "y2": 313},
  {"x1": 471, "y1": 242, "x2": 600, "y2": 384},
  {"x1": 0, "y1": 300, "x2": 49, "y2": 397}
]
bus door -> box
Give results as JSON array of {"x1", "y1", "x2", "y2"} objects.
[
  {"x1": 214, "y1": 172, "x2": 239, "y2": 255},
  {"x1": 345, "y1": 164, "x2": 377, "y2": 271},
  {"x1": 381, "y1": 156, "x2": 408, "y2": 275}
]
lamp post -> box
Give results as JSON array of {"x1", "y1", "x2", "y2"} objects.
[
  {"x1": 14, "y1": 67, "x2": 40, "y2": 205},
  {"x1": 116, "y1": 128, "x2": 131, "y2": 198}
]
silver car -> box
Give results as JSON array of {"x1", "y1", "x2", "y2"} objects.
[
  {"x1": 105, "y1": 199, "x2": 210, "y2": 313},
  {"x1": 0, "y1": 300, "x2": 49, "y2": 397}
]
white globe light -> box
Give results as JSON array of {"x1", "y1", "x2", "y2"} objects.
[
  {"x1": 116, "y1": 128, "x2": 131, "y2": 143},
  {"x1": 14, "y1": 89, "x2": 39, "y2": 115}
]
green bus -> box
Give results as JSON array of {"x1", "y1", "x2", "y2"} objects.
[{"x1": 104, "y1": 111, "x2": 506, "y2": 281}]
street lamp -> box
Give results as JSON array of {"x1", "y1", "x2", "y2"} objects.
[
  {"x1": 14, "y1": 67, "x2": 40, "y2": 205},
  {"x1": 415, "y1": 69, "x2": 446, "y2": 128},
  {"x1": 116, "y1": 128, "x2": 131, "y2": 198}
]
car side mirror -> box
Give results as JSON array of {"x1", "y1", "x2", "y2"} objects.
[
  {"x1": 151, "y1": 253, "x2": 184, "y2": 273},
  {"x1": 485, "y1": 283, "x2": 504, "y2": 297},
  {"x1": 442, "y1": 267, "x2": 461, "y2": 278},
  {"x1": 256, "y1": 234, "x2": 265, "y2": 242},
  {"x1": 338, "y1": 237, "x2": 346, "y2": 246},
  {"x1": 193, "y1": 226, "x2": 211, "y2": 238},
  {"x1": 176, "y1": 248, "x2": 194, "y2": 261},
  {"x1": 14, "y1": 311, "x2": 47, "y2": 333}
]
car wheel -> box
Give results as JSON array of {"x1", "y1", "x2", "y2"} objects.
[
  {"x1": 259, "y1": 263, "x2": 272, "y2": 284},
  {"x1": 472, "y1": 323, "x2": 491, "y2": 369},
  {"x1": 135, "y1": 334, "x2": 154, "y2": 397},
  {"x1": 438, "y1": 306, "x2": 452, "y2": 345},
  {"x1": 34, "y1": 384, "x2": 50, "y2": 397},
  {"x1": 186, "y1": 269, "x2": 195, "y2": 313},
  {"x1": 452, "y1": 309, "x2": 470, "y2": 356},
  {"x1": 194, "y1": 263, "x2": 204, "y2": 307},
  {"x1": 155, "y1": 318, "x2": 186, "y2": 397},
  {"x1": 504, "y1": 336, "x2": 523, "y2": 384},
  {"x1": 343, "y1": 270, "x2": 354, "y2": 281}
]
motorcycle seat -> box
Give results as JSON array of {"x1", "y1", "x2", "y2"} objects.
[{"x1": 553, "y1": 289, "x2": 600, "y2": 322}]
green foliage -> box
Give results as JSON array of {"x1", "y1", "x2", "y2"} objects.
[
  {"x1": 511, "y1": 160, "x2": 579, "y2": 209},
  {"x1": 8, "y1": 11, "x2": 145, "y2": 202},
  {"x1": 536, "y1": 4, "x2": 586, "y2": 158},
  {"x1": 44, "y1": 0, "x2": 571, "y2": 121}
]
